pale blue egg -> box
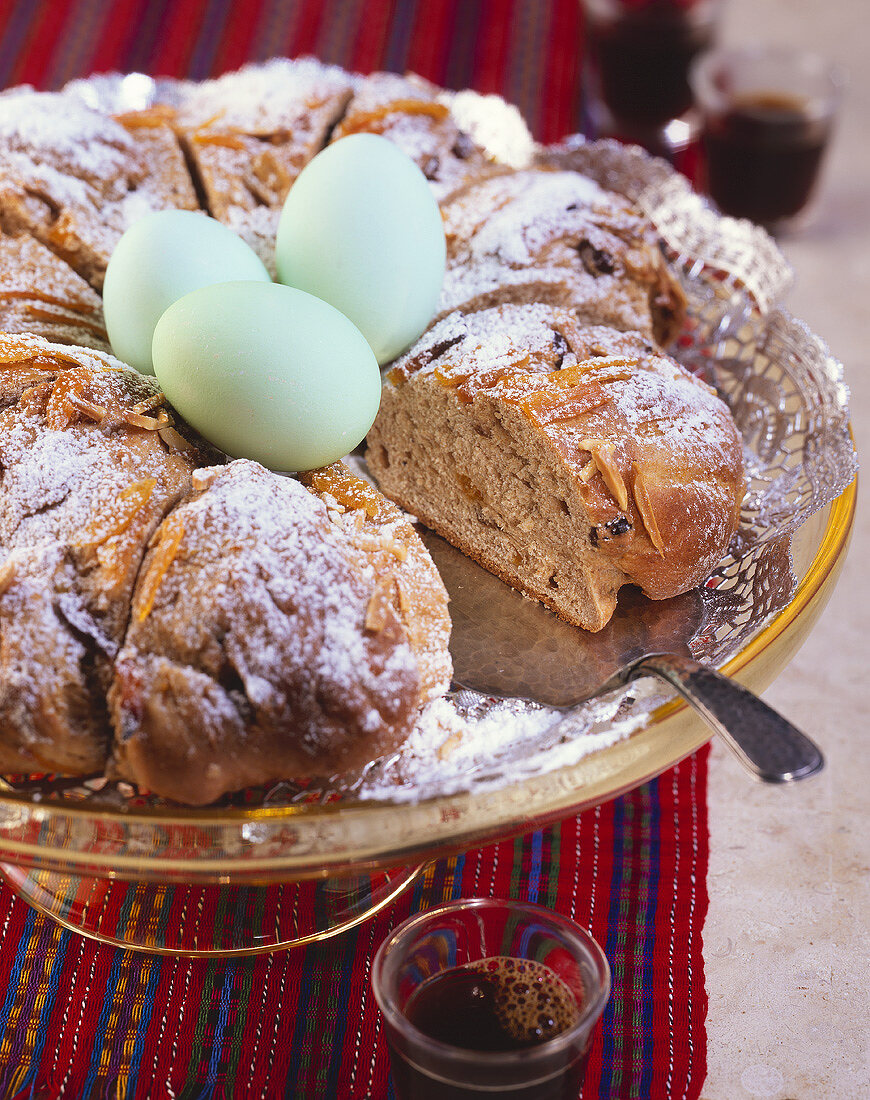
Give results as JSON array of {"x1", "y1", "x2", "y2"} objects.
[
  {"x1": 103, "y1": 210, "x2": 270, "y2": 375},
  {"x1": 275, "y1": 133, "x2": 445, "y2": 365},
  {"x1": 152, "y1": 281, "x2": 382, "y2": 471}
]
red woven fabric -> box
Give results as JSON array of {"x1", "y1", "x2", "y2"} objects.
[
  {"x1": 0, "y1": 2, "x2": 711, "y2": 1096},
  {"x1": 0, "y1": 748, "x2": 709, "y2": 1099},
  {"x1": 0, "y1": 0, "x2": 585, "y2": 143}
]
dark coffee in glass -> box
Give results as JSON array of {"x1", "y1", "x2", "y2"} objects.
[
  {"x1": 691, "y1": 46, "x2": 843, "y2": 231},
  {"x1": 581, "y1": 0, "x2": 722, "y2": 153},
  {"x1": 372, "y1": 899, "x2": 610, "y2": 1099},
  {"x1": 702, "y1": 93, "x2": 830, "y2": 225}
]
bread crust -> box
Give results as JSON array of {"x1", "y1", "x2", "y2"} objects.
[
  {"x1": 170, "y1": 58, "x2": 356, "y2": 271},
  {"x1": 0, "y1": 340, "x2": 210, "y2": 774},
  {"x1": 0, "y1": 60, "x2": 724, "y2": 794},
  {"x1": 299, "y1": 462, "x2": 452, "y2": 707},
  {"x1": 0, "y1": 90, "x2": 197, "y2": 289},
  {"x1": 0, "y1": 335, "x2": 452, "y2": 797},
  {"x1": 0, "y1": 233, "x2": 111, "y2": 354},
  {"x1": 439, "y1": 168, "x2": 687, "y2": 346},
  {"x1": 110, "y1": 460, "x2": 451, "y2": 804},
  {"x1": 333, "y1": 71, "x2": 495, "y2": 201}
]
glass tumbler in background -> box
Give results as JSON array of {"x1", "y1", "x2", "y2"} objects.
[
  {"x1": 372, "y1": 898, "x2": 610, "y2": 1099},
  {"x1": 580, "y1": 0, "x2": 723, "y2": 156},
  {"x1": 690, "y1": 45, "x2": 845, "y2": 231}
]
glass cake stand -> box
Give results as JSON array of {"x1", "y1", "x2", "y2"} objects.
[
  {"x1": 0, "y1": 477, "x2": 854, "y2": 954},
  {"x1": 0, "y1": 133, "x2": 857, "y2": 954}
]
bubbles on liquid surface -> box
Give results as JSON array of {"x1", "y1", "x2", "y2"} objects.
[{"x1": 467, "y1": 956, "x2": 580, "y2": 1043}]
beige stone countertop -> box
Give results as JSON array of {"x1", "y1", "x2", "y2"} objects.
[{"x1": 701, "y1": 2, "x2": 868, "y2": 1097}]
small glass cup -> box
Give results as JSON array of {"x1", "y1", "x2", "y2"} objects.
[
  {"x1": 690, "y1": 44, "x2": 845, "y2": 232},
  {"x1": 580, "y1": 0, "x2": 724, "y2": 157},
  {"x1": 372, "y1": 898, "x2": 610, "y2": 1099}
]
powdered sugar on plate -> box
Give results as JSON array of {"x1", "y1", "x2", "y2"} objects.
[{"x1": 346, "y1": 682, "x2": 660, "y2": 803}]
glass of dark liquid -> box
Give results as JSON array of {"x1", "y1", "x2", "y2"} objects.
[
  {"x1": 690, "y1": 45, "x2": 845, "y2": 231},
  {"x1": 371, "y1": 898, "x2": 610, "y2": 1099},
  {"x1": 581, "y1": 0, "x2": 723, "y2": 157}
]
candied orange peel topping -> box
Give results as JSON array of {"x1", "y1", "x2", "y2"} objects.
[
  {"x1": 23, "y1": 306, "x2": 108, "y2": 339},
  {"x1": 75, "y1": 479, "x2": 158, "y2": 551},
  {"x1": 546, "y1": 356, "x2": 638, "y2": 388},
  {"x1": 301, "y1": 464, "x2": 382, "y2": 521},
  {"x1": 38, "y1": 367, "x2": 172, "y2": 432},
  {"x1": 340, "y1": 98, "x2": 450, "y2": 135},
  {"x1": 191, "y1": 131, "x2": 247, "y2": 149},
  {"x1": 0, "y1": 333, "x2": 98, "y2": 373},
  {"x1": 114, "y1": 105, "x2": 179, "y2": 130},
  {"x1": 44, "y1": 369, "x2": 108, "y2": 429},
  {"x1": 134, "y1": 512, "x2": 186, "y2": 623},
  {"x1": 0, "y1": 289, "x2": 100, "y2": 314},
  {"x1": 520, "y1": 378, "x2": 608, "y2": 426}
]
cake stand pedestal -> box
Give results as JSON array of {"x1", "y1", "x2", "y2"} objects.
[{"x1": 0, "y1": 863, "x2": 424, "y2": 956}]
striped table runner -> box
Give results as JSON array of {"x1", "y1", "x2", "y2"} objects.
[
  {"x1": 0, "y1": 748, "x2": 709, "y2": 1098},
  {"x1": 0, "y1": 0, "x2": 585, "y2": 144},
  {"x1": 0, "y1": 2, "x2": 710, "y2": 1096}
]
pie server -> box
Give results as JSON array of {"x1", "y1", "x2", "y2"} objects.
[{"x1": 421, "y1": 531, "x2": 823, "y2": 784}]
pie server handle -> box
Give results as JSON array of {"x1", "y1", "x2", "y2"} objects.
[{"x1": 630, "y1": 653, "x2": 824, "y2": 783}]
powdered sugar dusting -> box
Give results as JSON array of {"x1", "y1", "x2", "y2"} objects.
[
  {"x1": 117, "y1": 461, "x2": 421, "y2": 767},
  {"x1": 0, "y1": 234, "x2": 103, "y2": 307},
  {"x1": 348, "y1": 683, "x2": 658, "y2": 803},
  {"x1": 394, "y1": 303, "x2": 585, "y2": 389},
  {"x1": 607, "y1": 359, "x2": 731, "y2": 452},
  {"x1": 445, "y1": 170, "x2": 615, "y2": 263},
  {"x1": 0, "y1": 147, "x2": 93, "y2": 207},
  {"x1": 444, "y1": 89, "x2": 535, "y2": 168},
  {"x1": 0, "y1": 61, "x2": 775, "y2": 813},
  {"x1": 177, "y1": 57, "x2": 355, "y2": 133},
  {"x1": 0, "y1": 91, "x2": 136, "y2": 177},
  {"x1": 0, "y1": 367, "x2": 163, "y2": 555},
  {"x1": 0, "y1": 545, "x2": 90, "y2": 724},
  {"x1": 0, "y1": 91, "x2": 198, "y2": 286},
  {"x1": 334, "y1": 70, "x2": 494, "y2": 200},
  {"x1": 438, "y1": 168, "x2": 668, "y2": 335}
]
